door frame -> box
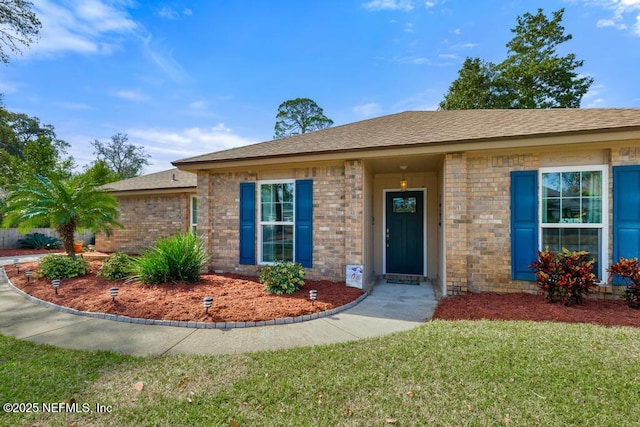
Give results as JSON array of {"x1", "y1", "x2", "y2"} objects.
[{"x1": 382, "y1": 188, "x2": 427, "y2": 276}]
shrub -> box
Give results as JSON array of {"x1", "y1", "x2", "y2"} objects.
[
  {"x1": 260, "y1": 261, "x2": 305, "y2": 295},
  {"x1": 39, "y1": 254, "x2": 89, "y2": 280},
  {"x1": 98, "y1": 252, "x2": 133, "y2": 280},
  {"x1": 530, "y1": 248, "x2": 597, "y2": 306},
  {"x1": 17, "y1": 233, "x2": 62, "y2": 250},
  {"x1": 608, "y1": 257, "x2": 640, "y2": 309},
  {"x1": 129, "y1": 233, "x2": 209, "y2": 284}
]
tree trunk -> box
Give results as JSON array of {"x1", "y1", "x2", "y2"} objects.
[{"x1": 57, "y1": 221, "x2": 77, "y2": 258}]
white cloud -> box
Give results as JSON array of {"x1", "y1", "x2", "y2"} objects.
[
  {"x1": 363, "y1": 0, "x2": 414, "y2": 11},
  {"x1": 392, "y1": 90, "x2": 439, "y2": 111},
  {"x1": 55, "y1": 101, "x2": 93, "y2": 110},
  {"x1": 112, "y1": 89, "x2": 150, "y2": 102},
  {"x1": 155, "y1": 6, "x2": 180, "y2": 19},
  {"x1": 27, "y1": 0, "x2": 136, "y2": 57},
  {"x1": 391, "y1": 56, "x2": 430, "y2": 64},
  {"x1": 596, "y1": 18, "x2": 627, "y2": 28},
  {"x1": 0, "y1": 79, "x2": 20, "y2": 94},
  {"x1": 189, "y1": 100, "x2": 207, "y2": 110},
  {"x1": 353, "y1": 102, "x2": 382, "y2": 118},
  {"x1": 439, "y1": 53, "x2": 459, "y2": 59},
  {"x1": 140, "y1": 35, "x2": 191, "y2": 84},
  {"x1": 155, "y1": 5, "x2": 192, "y2": 19},
  {"x1": 584, "y1": 0, "x2": 640, "y2": 35},
  {"x1": 581, "y1": 82, "x2": 608, "y2": 107},
  {"x1": 126, "y1": 124, "x2": 257, "y2": 171}
]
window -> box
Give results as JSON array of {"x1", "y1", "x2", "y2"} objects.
[
  {"x1": 190, "y1": 196, "x2": 197, "y2": 235},
  {"x1": 259, "y1": 181, "x2": 294, "y2": 263},
  {"x1": 540, "y1": 166, "x2": 608, "y2": 279}
]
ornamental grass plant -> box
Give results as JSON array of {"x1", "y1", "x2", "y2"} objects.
[{"x1": 128, "y1": 233, "x2": 209, "y2": 284}]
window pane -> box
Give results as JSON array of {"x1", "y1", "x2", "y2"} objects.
[
  {"x1": 542, "y1": 170, "x2": 603, "y2": 225},
  {"x1": 261, "y1": 184, "x2": 274, "y2": 203},
  {"x1": 393, "y1": 197, "x2": 416, "y2": 213},
  {"x1": 582, "y1": 198, "x2": 602, "y2": 223},
  {"x1": 581, "y1": 171, "x2": 601, "y2": 197},
  {"x1": 262, "y1": 225, "x2": 293, "y2": 262},
  {"x1": 561, "y1": 197, "x2": 581, "y2": 223},
  {"x1": 542, "y1": 228, "x2": 601, "y2": 278},
  {"x1": 283, "y1": 183, "x2": 294, "y2": 202},
  {"x1": 543, "y1": 198, "x2": 560, "y2": 223},
  {"x1": 261, "y1": 202, "x2": 275, "y2": 221},
  {"x1": 561, "y1": 172, "x2": 580, "y2": 197},
  {"x1": 283, "y1": 202, "x2": 294, "y2": 222},
  {"x1": 191, "y1": 197, "x2": 197, "y2": 224},
  {"x1": 542, "y1": 172, "x2": 560, "y2": 198}
]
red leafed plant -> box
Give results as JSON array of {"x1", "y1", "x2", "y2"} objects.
[
  {"x1": 608, "y1": 258, "x2": 640, "y2": 309},
  {"x1": 530, "y1": 248, "x2": 598, "y2": 306}
]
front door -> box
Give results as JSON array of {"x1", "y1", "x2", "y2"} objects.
[{"x1": 385, "y1": 191, "x2": 424, "y2": 275}]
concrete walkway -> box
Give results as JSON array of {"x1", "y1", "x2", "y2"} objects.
[{"x1": 0, "y1": 255, "x2": 438, "y2": 356}]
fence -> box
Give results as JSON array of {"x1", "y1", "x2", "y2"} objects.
[{"x1": 0, "y1": 228, "x2": 93, "y2": 249}]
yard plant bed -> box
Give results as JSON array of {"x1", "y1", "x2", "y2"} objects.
[
  {"x1": 4, "y1": 260, "x2": 364, "y2": 323},
  {"x1": 433, "y1": 291, "x2": 640, "y2": 328}
]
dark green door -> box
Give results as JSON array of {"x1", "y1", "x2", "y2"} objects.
[{"x1": 385, "y1": 191, "x2": 424, "y2": 275}]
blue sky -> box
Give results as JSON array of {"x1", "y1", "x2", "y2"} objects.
[{"x1": 2, "y1": 0, "x2": 640, "y2": 173}]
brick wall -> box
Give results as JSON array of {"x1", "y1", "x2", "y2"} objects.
[
  {"x1": 344, "y1": 160, "x2": 364, "y2": 267},
  {"x1": 465, "y1": 153, "x2": 539, "y2": 294},
  {"x1": 445, "y1": 145, "x2": 640, "y2": 296},
  {"x1": 444, "y1": 152, "x2": 541, "y2": 295},
  {"x1": 97, "y1": 192, "x2": 193, "y2": 253},
  {"x1": 443, "y1": 153, "x2": 469, "y2": 295},
  {"x1": 203, "y1": 163, "x2": 351, "y2": 282}
]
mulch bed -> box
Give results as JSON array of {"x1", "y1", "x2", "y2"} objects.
[{"x1": 433, "y1": 292, "x2": 640, "y2": 328}]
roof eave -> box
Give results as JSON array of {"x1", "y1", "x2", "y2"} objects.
[{"x1": 173, "y1": 126, "x2": 640, "y2": 171}]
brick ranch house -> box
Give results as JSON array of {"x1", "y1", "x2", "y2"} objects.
[
  {"x1": 99, "y1": 109, "x2": 640, "y2": 297},
  {"x1": 98, "y1": 168, "x2": 197, "y2": 254}
]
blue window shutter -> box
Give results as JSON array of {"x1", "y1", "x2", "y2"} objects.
[
  {"x1": 511, "y1": 171, "x2": 538, "y2": 281},
  {"x1": 239, "y1": 182, "x2": 255, "y2": 265},
  {"x1": 613, "y1": 165, "x2": 640, "y2": 268},
  {"x1": 295, "y1": 179, "x2": 313, "y2": 268}
]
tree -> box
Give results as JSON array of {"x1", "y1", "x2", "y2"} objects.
[
  {"x1": 0, "y1": 0, "x2": 41, "y2": 63},
  {"x1": 440, "y1": 8, "x2": 593, "y2": 110},
  {"x1": 274, "y1": 98, "x2": 333, "y2": 139},
  {"x1": 80, "y1": 159, "x2": 120, "y2": 186},
  {"x1": 91, "y1": 133, "x2": 150, "y2": 180},
  {"x1": 0, "y1": 104, "x2": 74, "y2": 187},
  {"x1": 1, "y1": 174, "x2": 122, "y2": 257},
  {"x1": 439, "y1": 58, "x2": 504, "y2": 110}
]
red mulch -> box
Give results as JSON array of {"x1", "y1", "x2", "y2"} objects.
[
  {"x1": 433, "y1": 292, "x2": 640, "y2": 328},
  {"x1": 3, "y1": 260, "x2": 364, "y2": 323},
  {"x1": 4, "y1": 250, "x2": 638, "y2": 327}
]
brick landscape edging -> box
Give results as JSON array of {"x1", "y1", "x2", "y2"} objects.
[{"x1": 0, "y1": 267, "x2": 368, "y2": 329}]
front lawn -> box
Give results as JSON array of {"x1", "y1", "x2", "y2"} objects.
[{"x1": 2, "y1": 320, "x2": 639, "y2": 426}]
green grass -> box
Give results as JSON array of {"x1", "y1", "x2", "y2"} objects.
[{"x1": 2, "y1": 320, "x2": 640, "y2": 426}]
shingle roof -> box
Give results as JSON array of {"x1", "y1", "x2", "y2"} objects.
[
  {"x1": 101, "y1": 168, "x2": 197, "y2": 193},
  {"x1": 173, "y1": 109, "x2": 640, "y2": 166}
]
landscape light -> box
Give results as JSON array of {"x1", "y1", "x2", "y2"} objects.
[
  {"x1": 203, "y1": 296, "x2": 213, "y2": 314},
  {"x1": 52, "y1": 279, "x2": 60, "y2": 294}
]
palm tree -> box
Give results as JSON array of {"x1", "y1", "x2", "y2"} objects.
[{"x1": 1, "y1": 174, "x2": 122, "y2": 257}]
